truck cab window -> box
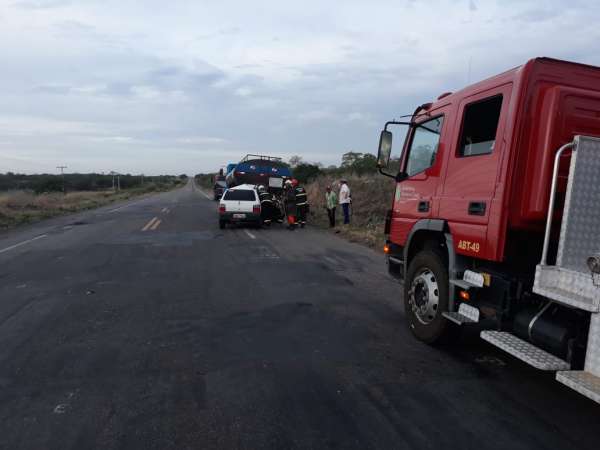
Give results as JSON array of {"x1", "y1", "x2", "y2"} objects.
[
  {"x1": 405, "y1": 116, "x2": 444, "y2": 177},
  {"x1": 459, "y1": 95, "x2": 503, "y2": 156}
]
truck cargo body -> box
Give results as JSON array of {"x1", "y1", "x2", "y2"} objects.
[
  {"x1": 225, "y1": 155, "x2": 292, "y2": 190},
  {"x1": 378, "y1": 57, "x2": 600, "y2": 404}
]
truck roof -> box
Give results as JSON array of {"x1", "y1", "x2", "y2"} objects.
[
  {"x1": 239, "y1": 154, "x2": 283, "y2": 163},
  {"x1": 420, "y1": 57, "x2": 600, "y2": 119}
]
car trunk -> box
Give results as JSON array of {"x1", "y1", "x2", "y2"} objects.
[
  {"x1": 223, "y1": 189, "x2": 258, "y2": 214},
  {"x1": 227, "y1": 200, "x2": 255, "y2": 213}
]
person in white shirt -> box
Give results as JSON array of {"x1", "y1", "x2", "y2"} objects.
[{"x1": 339, "y1": 179, "x2": 351, "y2": 224}]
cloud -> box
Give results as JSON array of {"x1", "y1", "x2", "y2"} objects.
[
  {"x1": 511, "y1": 8, "x2": 561, "y2": 23},
  {"x1": 1, "y1": 0, "x2": 600, "y2": 174},
  {"x1": 13, "y1": 0, "x2": 71, "y2": 9},
  {"x1": 33, "y1": 84, "x2": 71, "y2": 94},
  {"x1": 234, "y1": 86, "x2": 253, "y2": 97},
  {"x1": 176, "y1": 136, "x2": 228, "y2": 145}
]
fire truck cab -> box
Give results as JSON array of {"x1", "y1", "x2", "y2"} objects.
[{"x1": 377, "y1": 57, "x2": 600, "y2": 404}]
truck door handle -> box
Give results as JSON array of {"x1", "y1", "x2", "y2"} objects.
[
  {"x1": 468, "y1": 201, "x2": 486, "y2": 216},
  {"x1": 418, "y1": 201, "x2": 430, "y2": 213}
]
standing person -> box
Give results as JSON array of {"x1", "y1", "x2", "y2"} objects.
[
  {"x1": 283, "y1": 179, "x2": 297, "y2": 230},
  {"x1": 325, "y1": 185, "x2": 337, "y2": 228},
  {"x1": 257, "y1": 185, "x2": 275, "y2": 226},
  {"x1": 293, "y1": 179, "x2": 309, "y2": 228},
  {"x1": 339, "y1": 179, "x2": 351, "y2": 225}
]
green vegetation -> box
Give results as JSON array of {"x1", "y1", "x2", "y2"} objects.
[
  {"x1": 0, "y1": 172, "x2": 182, "y2": 194},
  {"x1": 288, "y1": 152, "x2": 400, "y2": 183},
  {"x1": 305, "y1": 173, "x2": 394, "y2": 249},
  {"x1": 194, "y1": 173, "x2": 215, "y2": 190},
  {"x1": 0, "y1": 174, "x2": 186, "y2": 230}
]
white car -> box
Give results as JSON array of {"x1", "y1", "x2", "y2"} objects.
[{"x1": 218, "y1": 184, "x2": 261, "y2": 229}]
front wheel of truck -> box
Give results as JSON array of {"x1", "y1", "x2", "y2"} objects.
[{"x1": 404, "y1": 249, "x2": 449, "y2": 344}]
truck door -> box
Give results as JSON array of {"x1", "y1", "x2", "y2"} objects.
[
  {"x1": 390, "y1": 109, "x2": 449, "y2": 246},
  {"x1": 439, "y1": 86, "x2": 511, "y2": 260}
]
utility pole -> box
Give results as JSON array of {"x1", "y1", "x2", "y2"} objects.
[
  {"x1": 117, "y1": 174, "x2": 121, "y2": 191},
  {"x1": 57, "y1": 165, "x2": 67, "y2": 194},
  {"x1": 110, "y1": 171, "x2": 117, "y2": 191}
]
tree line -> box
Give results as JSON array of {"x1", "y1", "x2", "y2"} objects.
[
  {"x1": 197, "y1": 151, "x2": 402, "y2": 186},
  {"x1": 289, "y1": 151, "x2": 401, "y2": 183},
  {"x1": 0, "y1": 172, "x2": 186, "y2": 194}
]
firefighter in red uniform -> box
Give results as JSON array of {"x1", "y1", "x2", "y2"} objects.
[{"x1": 283, "y1": 179, "x2": 297, "y2": 229}]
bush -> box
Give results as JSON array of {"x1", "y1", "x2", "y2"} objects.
[
  {"x1": 293, "y1": 163, "x2": 322, "y2": 184},
  {"x1": 305, "y1": 172, "x2": 395, "y2": 249}
]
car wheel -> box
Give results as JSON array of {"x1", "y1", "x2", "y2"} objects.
[{"x1": 404, "y1": 249, "x2": 449, "y2": 344}]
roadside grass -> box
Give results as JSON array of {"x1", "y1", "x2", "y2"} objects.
[
  {"x1": 0, "y1": 181, "x2": 183, "y2": 230},
  {"x1": 305, "y1": 173, "x2": 395, "y2": 251}
]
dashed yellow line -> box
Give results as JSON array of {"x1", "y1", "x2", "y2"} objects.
[{"x1": 142, "y1": 217, "x2": 158, "y2": 231}]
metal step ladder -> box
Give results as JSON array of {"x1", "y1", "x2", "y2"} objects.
[
  {"x1": 481, "y1": 331, "x2": 570, "y2": 371},
  {"x1": 532, "y1": 136, "x2": 600, "y2": 403},
  {"x1": 556, "y1": 371, "x2": 600, "y2": 404},
  {"x1": 442, "y1": 301, "x2": 479, "y2": 325},
  {"x1": 556, "y1": 312, "x2": 600, "y2": 403}
]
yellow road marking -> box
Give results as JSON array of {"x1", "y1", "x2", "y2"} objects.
[
  {"x1": 142, "y1": 217, "x2": 158, "y2": 231},
  {"x1": 150, "y1": 219, "x2": 161, "y2": 230}
]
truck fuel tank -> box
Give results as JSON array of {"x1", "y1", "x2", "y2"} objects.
[{"x1": 513, "y1": 305, "x2": 575, "y2": 360}]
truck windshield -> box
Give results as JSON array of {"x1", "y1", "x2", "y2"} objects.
[
  {"x1": 405, "y1": 116, "x2": 444, "y2": 176},
  {"x1": 223, "y1": 190, "x2": 256, "y2": 201}
]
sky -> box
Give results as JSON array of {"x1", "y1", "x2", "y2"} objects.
[{"x1": 1, "y1": 0, "x2": 600, "y2": 175}]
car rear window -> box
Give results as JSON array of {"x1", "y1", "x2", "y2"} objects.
[{"x1": 223, "y1": 189, "x2": 256, "y2": 201}]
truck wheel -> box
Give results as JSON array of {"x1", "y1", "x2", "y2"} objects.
[{"x1": 404, "y1": 249, "x2": 449, "y2": 344}]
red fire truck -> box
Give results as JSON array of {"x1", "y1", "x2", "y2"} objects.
[{"x1": 377, "y1": 57, "x2": 600, "y2": 404}]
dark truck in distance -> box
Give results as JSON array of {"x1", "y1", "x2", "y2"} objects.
[
  {"x1": 225, "y1": 154, "x2": 292, "y2": 190},
  {"x1": 377, "y1": 57, "x2": 600, "y2": 404},
  {"x1": 213, "y1": 177, "x2": 227, "y2": 200}
]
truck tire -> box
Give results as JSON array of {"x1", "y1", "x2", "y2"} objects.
[{"x1": 404, "y1": 249, "x2": 449, "y2": 344}]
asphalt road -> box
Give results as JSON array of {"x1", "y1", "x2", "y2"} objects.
[{"x1": 0, "y1": 180, "x2": 598, "y2": 450}]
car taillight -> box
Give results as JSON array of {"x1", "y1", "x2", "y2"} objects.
[
  {"x1": 253, "y1": 204, "x2": 260, "y2": 214},
  {"x1": 219, "y1": 204, "x2": 226, "y2": 214}
]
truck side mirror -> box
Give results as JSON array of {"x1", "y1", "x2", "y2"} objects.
[{"x1": 377, "y1": 130, "x2": 393, "y2": 168}]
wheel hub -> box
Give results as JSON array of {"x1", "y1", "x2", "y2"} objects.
[{"x1": 409, "y1": 268, "x2": 439, "y2": 324}]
